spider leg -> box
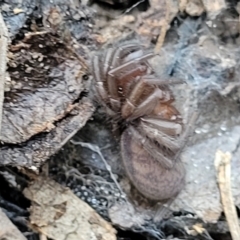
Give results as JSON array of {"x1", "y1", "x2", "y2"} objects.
[
  {"x1": 109, "y1": 52, "x2": 152, "y2": 93},
  {"x1": 121, "y1": 76, "x2": 173, "y2": 120},
  {"x1": 92, "y1": 44, "x2": 142, "y2": 111},
  {"x1": 92, "y1": 54, "x2": 117, "y2": 117},
  {"x1": 103, "y1": 44, "x2": 141, "y2": 79},
  {"x1": 142, "y1": 76, "x2": 186, "y2": 86},
  {"x1": 106, "y1": 44, "x2": 146, "y2": 111},
  {"x1": 127, "y1": 126, "x2": 175, "y2": 169},
  {"x1": 140, "y1": 116, "x2": 182, "y2": 135},
  {"x1": 108, "y1": 51, "x2": 155, "y2": 77},
  {"x1": 114, "y1": 43, "x2": 143, "y2": 60},
  {"x1": 93, "y1": 48, "x2": 122, "y2": 102},
  {"x1": 138, "y1": 117, "x2": 183, "y2": 151},
  {"x1": 103, "y1": 48, "x2": 115, "y2": 79},
  {"x1": 138, "y1": 112, "x2": 198, "y2": 166},
  {"x1": 92, "y1": 55, "x2": 109, "y2": 103},
  {"x1": 104, "y1": 44, "x2": 142, "y2": 77}
]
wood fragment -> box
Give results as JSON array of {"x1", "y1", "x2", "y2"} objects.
[
  {"x1": 39, "y1": 233, "x2": 47, "y2": 240},
  {"x1": 214, "y1": 150, "x2": 240, "y2": 240},
  {"x1": 24, "y1": 177, "x2": 117, "y2": 240},
  {"x1": 0, "y1": 208, "x2": 27, "y2": 240},
  {"x1": 154, "y1": 0, "x2": 169, "y2": 54},
  {"x1": 0, "y1": 12, "x2": 8, "y2": 136},
  {"x1": 201, "y1": 0, "x2": 226, "y2": 19}
]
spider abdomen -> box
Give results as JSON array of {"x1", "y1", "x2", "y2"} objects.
[{"x1": 121, "y1": 127, "x2": 185, "y2": 200}]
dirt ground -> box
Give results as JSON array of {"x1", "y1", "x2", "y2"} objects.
[{"x1": 0, "y1": 0, "x2": 240, "y2": 239}]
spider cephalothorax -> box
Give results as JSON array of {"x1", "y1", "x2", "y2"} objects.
[{"x1": 92, "y1": 43, "x2": 190, "y2": 201}]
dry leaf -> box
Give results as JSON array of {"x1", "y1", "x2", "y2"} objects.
[{"x1": 24, "y1": 177, "x2": 116, "y2": 240}]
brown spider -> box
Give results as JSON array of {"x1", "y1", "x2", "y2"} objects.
[{"x1": 92, "y1": 43, "x2": 192, "y2": 201}]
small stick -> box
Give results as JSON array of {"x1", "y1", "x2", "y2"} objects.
[
  {"x1": 154, "y1": 0, "x2": 169, "y2": 54},
  {"x1": 71, "y1": 140, "x2": 126, "y2": 199},
  {"x1": 214, "y1": 150, "x2": 240, "y2": 240},
  {"x1": 39, "y1": 233, "x2": 47, "y2": 240},
  {"x1": 0, "y1": 12, "x2": 9, "y2": 136}
]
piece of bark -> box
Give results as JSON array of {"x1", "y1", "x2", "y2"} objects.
[
  {"x1": 1, "y1": 31, "x2": 89, "y2": 144},
  {"x1": 23, "y1": 177, "x2": 116, "y2": 240},
  {"x1": 0, "y1": 99, "x2": 94, "y2": 169},
  {"x1": 201, "y1": 0, "x2": 226, "y2": 18},
  {"x1": 0, "y1": 12, "x2": 9, "y2": 136},
  {"x1": 93, "y1": 0, "x2": 178, "y2": 45},
  {"x1": 1, "y1": 0, "x2": 94, "y2": 40},
  {"x1": 0, "y1": 0, "x2": 95, "y2": 169},
  {"x1": 0, "y1": 208, "x2": 27, "y2": 240},
  {"x1": 185, "y1": 0, "x2": 205, "y2": 16}
]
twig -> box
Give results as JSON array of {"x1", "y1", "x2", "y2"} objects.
[
  {"x1": 0, "y1": 12, "x2": 8, "y2": 136},
  {"x1": 214, "y1": 150, "x2": 240, "y2": 240},
  {"x1": 71, "y1": 140, "x2": 126, "y2": 199},
  {"x1": 154, "y1": 0, "x2": 169, "y2": 54},
  {"x1": 39, "y1": 233, "x2": 47, "y2": 240}
]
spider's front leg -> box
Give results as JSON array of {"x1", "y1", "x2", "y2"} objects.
[
  {"x1": 105, "y1": 45, "x2": 144, "y2": 111},
  {"x1": 121, "y1": 75, "x2": 174, "y2": 120},
  {"x1": 92, "y1": 44, "x2": 140, "y2": 110},
  {"x1": 108, "y1": 49, "x2": 155, "y2": 93},
  {"x1": 92, "y1": 55, "x2": 109, "y2": 104}
]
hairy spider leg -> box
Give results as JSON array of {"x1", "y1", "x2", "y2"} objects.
[
  {"x1": 109, "y1": 51, "x2": 149, "y2": 91},
  {"x1": 121, "y1": 76, "x2": 174, "y2": 120},
  {"x1": 105, "y1": 45, "x2": 145, "y2": 111},
  {"x1": 172, "y1": 111, "x2": 198, "y2": 162},
  {"x1": 139, "y1": 117, "x2": 183, "y2": 152},
  {"x1": 92, "y1": 55, "x2": 109, "y2": 103},
  {"x1": 138, "y1": 112, "x2": 198, "y2": 168},
  {"x1": 103, "y1": 48, "x2": 115, "y2": 79},
  {"x1": 92, "y1": 45, "x2": 145, "y2": 113},
  {"x1": 108, "y1": 51, "x2": 155, "y2": 77},
  {"x1": 143, "y1": 77, "x2": 185, "y2": 86},
  {"x1": 121, "y1": 76, "x2": 154, "y2": 119},
  {"x1": 103, "y1": 44, "x2": 142, "y2": 78},
  {"x1": 92, "y1": 55, "x2": 117, "y2": 117},
  {"x1": 125, "y1": 126, "x2": 177, "y2": 169},
  {"x1": 108, "y1": 50, "x2": 151, "y2": 97},
  {"x1": 140, "y1": 116, "x2": 182, "y2": 135}
]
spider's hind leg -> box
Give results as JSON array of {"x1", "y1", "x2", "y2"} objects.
[{"x1": 137, "y1": 111, "x2": 198, "y2": 168}]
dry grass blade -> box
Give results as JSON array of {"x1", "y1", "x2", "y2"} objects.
[
  {"x1": 214, "y1": 150, "x2": 240, "y2": 240},
  {"x1": 0, "y1": 12, "x2": 8, "y2": 136}
]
